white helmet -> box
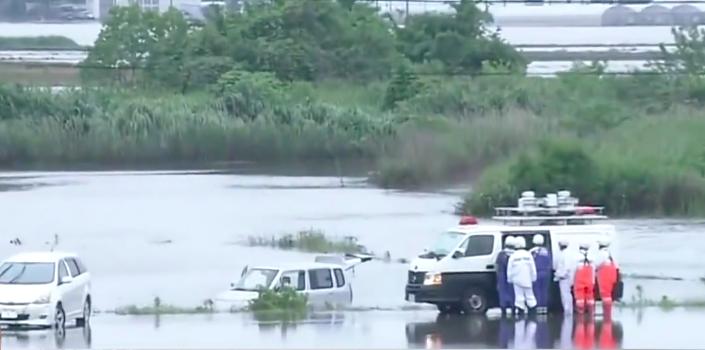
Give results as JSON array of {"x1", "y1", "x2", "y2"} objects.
[
  {"x1": 532, "y1": 234, "x2": 544, "y2": 246},
  {"x1": 579, "y1": 242, "x2": 590, "y2": 250},
  {"x1": 515, "y1": 236, "x2": 527, "y2": 249},
  {"x1": 504, "y1": 236, "x2": 515, "y2": 248},
  {"x1": 598, "y1": 238, "x2": 611, "y2": 247},
  {"x1": 558, "y1": 239, "x2": 569, "y2": 247}
]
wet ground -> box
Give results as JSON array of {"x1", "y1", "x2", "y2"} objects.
[{"x1": 4, "y1": 308, "x2": 705, "y2": 349}]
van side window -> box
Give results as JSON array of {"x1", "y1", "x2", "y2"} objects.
[
  {"x1": 334, "y1": 268, "x2": 345, "y2": 287},
  {"x1": 465, "y1": 235, "x2": 495, "y2": 257},
  {"x1": 280, "y1": 270, "x2": 305, "y2": 291},
  {"x1": 309, "y1": 269, "x2": 333, "y2": 290}
]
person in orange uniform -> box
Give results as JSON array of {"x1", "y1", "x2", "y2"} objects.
[
  {"x1": 595, "y1": 238, "x2": 619, "y2": 317},
  {"x1": 573, "y1": 243, "x2": 595, "y2": 314}
]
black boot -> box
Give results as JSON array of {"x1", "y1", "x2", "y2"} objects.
[
  {"x1": 528, "y1": 307, "x2": 537, "y2": 318},
  {"x1": 501, "y1": 308, "x2": 507, "y2": 318},
  {"x1": 517, "y1": 308, "x2": 525, "y2": 318}
]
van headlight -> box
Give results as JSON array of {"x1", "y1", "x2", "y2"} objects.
[
  {"x1": 32, "y1": 293, "x2": 51, "y2": 304},
  {"x1": 424, "y1": 272, "x2": 442, "y2": 286}
]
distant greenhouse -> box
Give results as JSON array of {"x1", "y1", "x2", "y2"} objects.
[
  {"x1": 636, "y1": 5, "x2": 673, "y2": 25},
  {"x1": 601, "y1": 5, "x2": 638, "y2": 26},
  {"x1": 671, "y1": 4, "x2": 705, "y2": 26}
]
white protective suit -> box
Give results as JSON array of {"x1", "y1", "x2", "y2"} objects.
[
  {"x1": 553, "y1": 246, "x2": 576, "y2": 315},
  {"x1": 507, "y1": 247, "x2": 538, "y2": 311}
]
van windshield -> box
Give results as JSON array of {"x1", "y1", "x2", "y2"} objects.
[
  {"x1": 233, "y1": 268, "x2": 278, "y2": 291},
  {"x1": 425, "y1": 231, "x2": 466, "y2": 257},
  {"x1": 0, "y1": 262, "x2": 55, "y2": 284}
]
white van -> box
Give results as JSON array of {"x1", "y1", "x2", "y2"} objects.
[
  {"x1": 405, "y1": 191, "x2": 624, "y2": 314},
  {"x1": 214, "y1": 253, "x2": 372, "y2": 311}
]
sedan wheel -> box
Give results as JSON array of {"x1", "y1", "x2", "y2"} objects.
[
  {"x1": 55, "y1": 304, "x2": 66, "y2": 329},
  {"x1": 77, "y1": 299, "x2": 91, "y2": 327}
]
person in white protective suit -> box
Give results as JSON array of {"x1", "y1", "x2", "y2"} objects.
[
  {"x1": 553, "y1": 239, "x2": 575, "y2": 315},
  {"x1": 507, "y1": 236, "x2": 538, "y2": 316}
]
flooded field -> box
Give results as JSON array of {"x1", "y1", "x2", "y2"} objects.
[
  {"x1": 5, "y1": 308, "x2": 705, "y2": 349},
  {"x1": 0, "y1": 168, "x2": 703, "y2": 312}
]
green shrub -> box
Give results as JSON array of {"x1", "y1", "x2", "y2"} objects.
[{"x1": 248, "y1": 287, "x2": 308, "y2": 321}]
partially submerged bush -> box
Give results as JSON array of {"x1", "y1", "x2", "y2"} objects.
[
  {"x1": 248, "y1": 287, "x2": 308, "y2": 321},
  {"x1": 246, "y1": 229, "x2": 366, "y2": 254}
]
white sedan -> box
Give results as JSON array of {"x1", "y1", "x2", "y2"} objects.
[{"x1": 0, "y1": 251, "x2": 92, "y2": 328}]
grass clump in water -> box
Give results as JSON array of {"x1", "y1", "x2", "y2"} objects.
[
  {"x1": 246, "y1": 229, "x2": 366, "y2": 254},
  {"x1": 115, "y1": 297, "x2": 214, "y2": 315}
]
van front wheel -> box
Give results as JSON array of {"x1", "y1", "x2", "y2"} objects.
[
  {"x1": 437, "y1": 303, "x2": 461, "y2": 314},
  {"x1": 461, "y1": 288, "x2": 488, "y2": 315}
]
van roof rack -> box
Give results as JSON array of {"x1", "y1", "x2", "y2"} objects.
[{"x1": 492, "y1": 190, "x2": 608, "y2": 226}]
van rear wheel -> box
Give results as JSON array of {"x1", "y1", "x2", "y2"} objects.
[{"x1": 461, "y1": 288, "x2": 488, "y2": 315}]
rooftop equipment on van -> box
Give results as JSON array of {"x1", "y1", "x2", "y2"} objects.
[{"x1": 493, "y1": 190, "x2": 607, "y2": 226}]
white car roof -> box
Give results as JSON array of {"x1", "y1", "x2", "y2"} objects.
[
  {"x1": 3, "y1": 251, "x2": 78, "y2": 263},
  {"x1": 247, "y1": 262, "x2": 346, "y2": 272}
]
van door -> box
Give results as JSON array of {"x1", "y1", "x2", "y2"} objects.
[
  {"x1": 438, "y1": 233, "x2": 499, "y2": 277},
  {"x1": 307, "y1": 268, "x2": 336, "y2": 307},
  {"x1": 331, "y1": 268, "x2": 350, "y2": 305}
]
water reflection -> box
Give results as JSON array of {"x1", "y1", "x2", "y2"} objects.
[
  {"x1": 255, "y1": 311, "x2": 346, "y2": 336},
  {"x1": 406, "y1": 314, "x2": 623, "y2": 349},
  {"x1": 1, "y1": 324, "x2": 92, "y2": 349}
]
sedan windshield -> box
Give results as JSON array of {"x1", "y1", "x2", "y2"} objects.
[
  {"x1": 234, "y1": 268, "x2": 278, "y2": 291},
  {"x1": 0, "y1": 262, "x2": 55, "y2": 284},
  {"x1": 428, "y1": 231, "x2": 466, "y2": 256}
]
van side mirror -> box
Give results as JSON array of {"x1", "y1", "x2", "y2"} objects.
[
  {"x1": 60, "y1": 275, "x2": 73, "y2": 285},
  {"x1": 452, "y1": 251, "x2": 464, "y2": 259},
  {"x1": 241, "y1": 265, "x2": 248, "y2": 277}
]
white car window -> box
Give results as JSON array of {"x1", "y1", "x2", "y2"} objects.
[
  {"x1": 0, "y1": 262, "x2": 55, "y2": 284},
  {"x1": 58, "y1": 261, "x2": 69, "y2": 282},
  {"x1": 234, "y1": 268, "x2": 278, "y2": 291},
  {"x1": 309, "y1": 269, "x2": 333, "y2": 290},
  {"x1": 279, "y1": 270, "x2": 305, "y2": 291},
  {"x1": 66, "y1": 258, "x2": 80, "y2": 277}
]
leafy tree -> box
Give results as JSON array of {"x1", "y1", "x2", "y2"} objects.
[
  {"x1": 396, "y1": 0, "x2": 525, "y2": 74},
  {"x1": 144, "y1": 9, "x2": 192, "y2": 88},
  {"x1": 83, "y1": 6, "x2": 165, "y2": 84}
]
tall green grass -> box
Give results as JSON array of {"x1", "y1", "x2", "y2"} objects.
[{"x1": 2, "y1": 73, "x2": 705, "y2": 216}]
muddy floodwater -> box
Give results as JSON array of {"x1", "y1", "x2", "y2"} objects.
[
  {"x1": 0, "y1": 168, "x2": 704, "y2": 348},
  {"x1": 5, "y1": 308, "x2": 705, "y2": 349}
]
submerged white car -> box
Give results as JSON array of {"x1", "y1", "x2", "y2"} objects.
[
  {"x1": 214, "y1": 254, "x2": 372, "y2": 311},
  {"x1": 0, "y1": 252, "x2": 92, "y2": 328}
]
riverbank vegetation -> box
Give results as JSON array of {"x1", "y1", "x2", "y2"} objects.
[
  {"x1": 0, "y1": 36, "x2": 81, "y2": 50},
  {"x1": 2, "y1": 0, "x2": 705, "y2": 216}
]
